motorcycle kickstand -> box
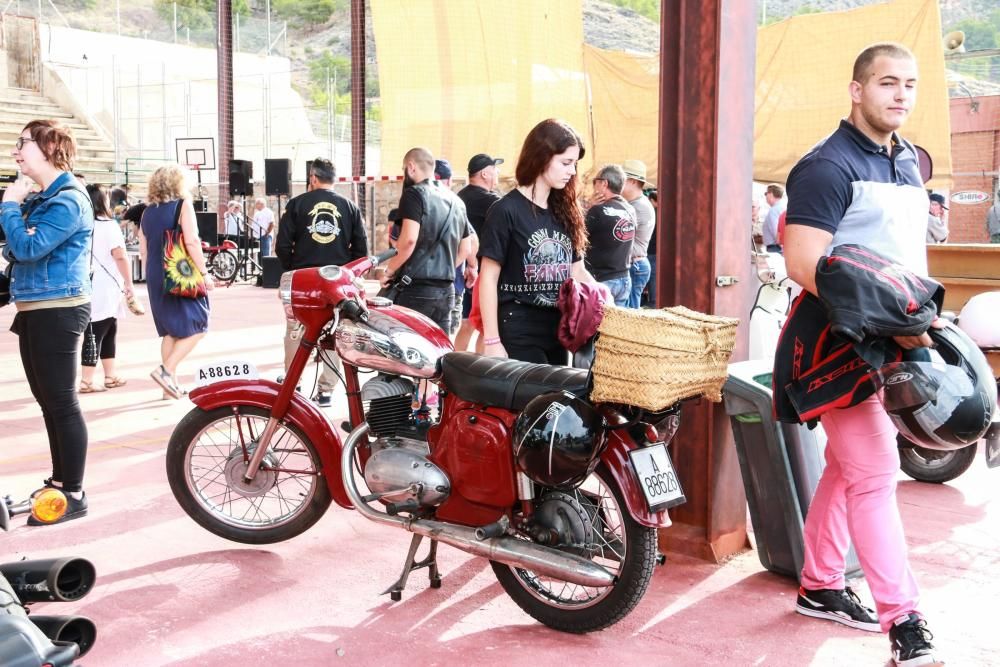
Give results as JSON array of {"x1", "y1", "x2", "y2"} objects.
[{"x1": 382, "y1": 533, "x2": 442, "y2": 602}]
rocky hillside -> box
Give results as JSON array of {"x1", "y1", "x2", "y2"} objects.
[
  {"x1": 584, "y1": 1, "x2": 659, "y2": 54},
  {"x1": 758, "y1": 0, "x2": 996, "y2": 28}
]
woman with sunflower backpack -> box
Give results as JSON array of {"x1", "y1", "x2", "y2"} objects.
[{"x1": 138, "y1": 164, "x2": 213, "y2": 399}]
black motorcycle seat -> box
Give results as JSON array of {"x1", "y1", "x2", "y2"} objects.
[{"x1": 440, "y1": 352, "x2": 590, "y2": 411}]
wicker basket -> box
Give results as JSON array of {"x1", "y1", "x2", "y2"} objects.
[{"x1": 590, "y1": 305, "x2": 739, "y2": 410}]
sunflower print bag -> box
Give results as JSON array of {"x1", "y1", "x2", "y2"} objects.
[{"x1": 162, "y1": 200, "x2": 207, "y2": 299}]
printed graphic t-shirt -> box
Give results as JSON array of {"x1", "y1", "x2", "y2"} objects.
[
  {"x1": 584, "y1": 195, "x2": 636, "y2": 281},
  {"x1": 479, "y1": 188, "x2": 581, "y2": 308}
]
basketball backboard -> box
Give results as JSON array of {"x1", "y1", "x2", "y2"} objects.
[{"x1": 175, "y1": 137, "x2": 216, "y2": 171}]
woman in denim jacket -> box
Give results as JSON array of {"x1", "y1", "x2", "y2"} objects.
[{"x1": 1, "y1": 120, "x2": 94, "y2": 525}]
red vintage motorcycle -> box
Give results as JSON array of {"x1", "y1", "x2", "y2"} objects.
[{"x1": 165, "y1": 250, "x2": 686, "y2": 632}]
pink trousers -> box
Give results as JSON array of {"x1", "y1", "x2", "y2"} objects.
[{"x1": 800, "y1": 394, "x2": 921, "y2": 632}]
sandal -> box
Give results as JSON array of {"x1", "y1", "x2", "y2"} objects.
[
  {"x1": 104, "y1": 376, "x2": 127, "y2": 389},
  {"x1": 79, "y1": 380, "x2": 106, "y2": 394},
  {"x1": 150, "y1": 365, "x2": 182, "y2": 399}
]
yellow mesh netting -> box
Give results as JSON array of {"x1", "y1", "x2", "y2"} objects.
[
  {"x1": 583, "y1": 45, "x2": 660, "y2": 183},
  {"x1": 754, "y1": 0, "x2": 952, "y2": 187},
  {"x1": 371, "y1": 0, "x2": 951, "y2": 188},
  {"x1": 370, "y1": 0, "x2": 590, "y2": 178}
]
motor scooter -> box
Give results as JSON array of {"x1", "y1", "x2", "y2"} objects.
[
  {"x1": 201, "y1": 238, "x2": 240, "y2": 283},
  {"x1": 165, "y1": 249, "x2": 689, "y2": 633},
  {"x1": 747, "y1": 247, "x2": 999, "y2": 483},
  {"x1": 1, "y1": 490, "x2": 99, "y2": 666}
]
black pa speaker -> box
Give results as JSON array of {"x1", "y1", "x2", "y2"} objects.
[
  {"x1": 195, "y1": 212, "x2": 218, "y2": 246},
  {"x1": 264, "y1": 158, "x2": 291, "y2": 196},
  {"x1": 260, "y1": 256, "x2": 282, "y2": 288},
  {"x1": 229, "y1": 159, "x2": 253, "y2": 197}
]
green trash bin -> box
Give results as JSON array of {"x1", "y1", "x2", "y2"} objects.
[{"x1": 725, "y1": 359, "x2": 862, "y2": 581}]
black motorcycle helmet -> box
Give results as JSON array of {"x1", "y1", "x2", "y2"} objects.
[
  {"x1": 876, "y1": 323, "x2": 997, "y2": 451},
  {"x1": 513, "y1": 391, "x2": 608, "y2": 490}
]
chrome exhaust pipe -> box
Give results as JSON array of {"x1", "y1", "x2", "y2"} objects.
[{"x1": 341, "y1": 424, "x2": 616, "y2": 589}]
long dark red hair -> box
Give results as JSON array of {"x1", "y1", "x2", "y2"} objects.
[{"x1": 514, "y1": 119, "x2": 587, "y2": 253}]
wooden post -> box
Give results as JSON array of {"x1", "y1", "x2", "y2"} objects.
[{"x1": 656, "y1": 0, "x2": 758, "y2": 561}]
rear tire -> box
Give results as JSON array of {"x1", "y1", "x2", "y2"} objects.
[
  {"x1": 491, "y1": 465, "x2": 657, "y2": 633},
  {"x1": 166, "y1": 405, "x2": 331, "y2": 544},
  {"x1": 898, "y1": 434, "x2": 977, "y2": 483}
]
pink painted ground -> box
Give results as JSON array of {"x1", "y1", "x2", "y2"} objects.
[{"x1": 1, "y1": 282, "x2": 996, "y2": 666}]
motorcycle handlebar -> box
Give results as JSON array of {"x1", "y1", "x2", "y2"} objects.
[
  {"x1": 373, "y1": 248, "x2": 398, "y2": 266},
  {"x1": 340, "y1": 298, "x2": 367, "y2": 322}
]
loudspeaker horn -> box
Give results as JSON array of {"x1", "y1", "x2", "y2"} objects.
[{"x1": 944, "y1": 31, "x2": 965, "y2": 54}]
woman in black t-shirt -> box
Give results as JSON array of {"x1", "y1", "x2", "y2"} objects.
[{"x1": 479, "y1": 119, "x2": 602, "y2": 364}]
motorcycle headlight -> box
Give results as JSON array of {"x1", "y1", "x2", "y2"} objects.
[
  {"x1": 279, "y1": 272, "x2": 295, "y2": 320},
  {"x1": 30, "y1": 487, "x2": 68, "y2": 524}
]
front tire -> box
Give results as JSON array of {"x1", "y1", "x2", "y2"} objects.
[
  {"x1": 166, "y1": 405, "x2": 332, "y2": 544},
  {"x1": 898, "y1": 434, "x2": 977, "y2": 483},
  {"x1": 491, "y1": 465, "x2": 657, "y2": 633},
  {"x1": 210, "y1": 250, "x2": 238, "y2": 283}
]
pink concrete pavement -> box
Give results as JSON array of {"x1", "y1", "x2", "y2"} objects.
[{"x1": 1, "y1": 282, "x2": 997, "y2": 666}]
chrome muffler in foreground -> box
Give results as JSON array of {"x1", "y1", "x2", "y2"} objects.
[{"x1": 341, "y1": 424, "x2": 616, "y2": 589}]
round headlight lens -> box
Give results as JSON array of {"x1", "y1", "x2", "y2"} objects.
[{"x1": 30, "y1": 488, "x2": 68, "y2": 524}]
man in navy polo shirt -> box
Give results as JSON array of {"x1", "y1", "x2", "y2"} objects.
[{"x1": 780, "y1": 43, "x2": 940, "y2": 667}]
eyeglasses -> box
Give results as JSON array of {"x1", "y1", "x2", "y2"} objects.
[{"x1": 15, "y1": 137, "x2": 34, "y2": 150}]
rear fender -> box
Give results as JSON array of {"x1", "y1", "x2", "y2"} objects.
[
  {"x1": 188, "y1": 381, "x2": 352, "y2": 509},
  {"x1": 600, "y1": 431, "x2": 673, "y2": 528}
]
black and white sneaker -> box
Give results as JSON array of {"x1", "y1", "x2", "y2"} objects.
[
  {"x1": 890, "y1": 613, "x2": 939, "y2": 666},
  {"x1": 795, "y1": 586, "x2": 880, "y2": 632}
]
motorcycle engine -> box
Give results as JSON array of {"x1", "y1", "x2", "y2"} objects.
[{"x1": 361, "y1": 374, "x2": 450, "y2": 509}]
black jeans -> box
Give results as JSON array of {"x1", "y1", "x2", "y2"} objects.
[
  {"x1": 11, "y1": 304, "x2": 91, "y2": 492},
  {"x1": 499, "y1": 302, "x2": 567, "y2": 365},
  {"x1": 393, "y1": 282, "x2": 454, "y2": 333}
]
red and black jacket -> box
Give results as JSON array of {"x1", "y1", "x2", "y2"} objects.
[{"x1": 773, "y1": 244, "x2": 944, "y2": 424}]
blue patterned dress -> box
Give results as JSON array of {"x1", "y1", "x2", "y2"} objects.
[{"x1": 141, "y1": 200, "x2": 210, "y2": 338}]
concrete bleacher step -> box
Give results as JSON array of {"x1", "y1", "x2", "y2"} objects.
[
  {"x1": 0, "y1": 85, "x2": 134, "y2": 186},
  {"x1": 0, "y1": 94, "x2": 57, "y2": 106},
  {"x1": 1, "y1": 106, "x2": 75, "y2": 120}
]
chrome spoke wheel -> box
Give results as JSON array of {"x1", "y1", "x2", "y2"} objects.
[
  {"x1": 491, "y1": 465, "x2": 658, "y2": 632},
  {"x1": 512, "y1": 474, "x2": 626, "y2": 609},
  {"x1": 167, "y1": 406, "x2": 331, "y2": 544}
]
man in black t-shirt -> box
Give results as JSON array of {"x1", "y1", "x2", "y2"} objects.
[
  {"x1": 584, "y1": 164, "x2": 635, "y2": 306},
  {"x1": 276, "y1": 158, "x2": 368, "y2": 406},
  {"x1": 454, "y1": 152, "x2": 503, "y2": 351},
  {"x1": 381, "y1": 147, "x2": 473, "y2": 332}
]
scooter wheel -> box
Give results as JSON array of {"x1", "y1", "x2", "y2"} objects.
[{"x1": 898, "y1": 434, "x2": 978, "y2": 484}]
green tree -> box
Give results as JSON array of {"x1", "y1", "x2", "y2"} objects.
[
  {"x1": 308, "y1": 52, "x2": 351, "y2": 106},
  {"x1": 306, "y1": 52, "x2": 379, "y2": 107},
  {"x1": 153, "y1": 0, "x2": 249, "y2": 31},
  {"x1": 949, "y1": 18, "x2": 999, "y2": 51},
  {"x1": 604, "y1": 0, "x2": 659, "y2": 23},
  {"x1": 794, "y1": 4, "x2": 823, "y2": 16},
  {"x1": 273, "y1": 0, "x2": 344, "y2": 29}
]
